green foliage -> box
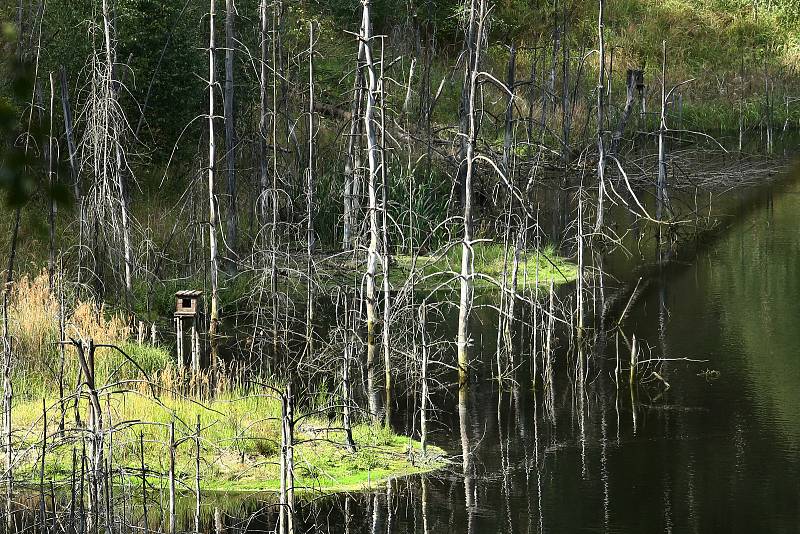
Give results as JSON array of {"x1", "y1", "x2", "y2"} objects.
[
  {"x1": 0, "y1": 24, "x2": 68, "y2": 208},
  {"x1": 388, "y1": 167, "x2": 452, "y2": 253}
]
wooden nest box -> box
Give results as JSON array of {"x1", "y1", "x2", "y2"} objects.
[{"x1": 175, "y1": 290, "x2": 202, "y2": 317}]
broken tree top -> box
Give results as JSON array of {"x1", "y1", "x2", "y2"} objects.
[{"x1": 175, "y1": 290, "x2": 202, "y2": 317}]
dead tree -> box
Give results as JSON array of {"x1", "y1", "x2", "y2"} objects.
[
  {"x1": 47, "y1": 72, "x2": 56, "y2": 289},
  {"x1": 101, "y1": 0, "x2": 133, "y2": 293},
  {"x1": 360, "y1": 0, "x2": 382, "y2": 421},
  {"x1": 455, "y1": 0, "x2": 480, "y2": 209},
  {"x1": 457, "y1": 0, "x2": 486, "y2": 390},
  {"x1": 208, "y1": 0, "x2": 222, "y2": 374},
  {"x1": 279, "y1": 384, "x2": 295, "y2": 534},
  {"x1": 59, "y1": 65, "x2": 80, "y2": 215},
  {"x1": 342, "y1": 291, "x2": 357, "y2": 452},
  {"x1": 343, "y1": 30, "x2": 366, "y2": 250},
  {"x1": 594, "y1": 0, "x2": 607, "y2": 233},
  {"x1": 258, "y1": 0, "x2": 269, "y2": 225},
  {"x1": 656, "y1": 41, "x2": 668, "y2": 255},
  {"x1": 306, "y1": 22, "x2": 316, "y2": 357},
  {"x1": 610, "y1": 69, "x2": 643, "y2": 155},
  {"x1": 379, "y1": 38, "x2": 393, "y2": 427},
  {"x1": 224, "y1": 0, "x2": 238, "y2": 263},
  {"x1": 502, "y1": 44, "x2": 517, "y2": 172},
  {"x1": 419, "y1": 302, "x2": 429, "y2": 456},
  {"x1": 270, "y1": 1, "x2": 284, "y2": 365}
]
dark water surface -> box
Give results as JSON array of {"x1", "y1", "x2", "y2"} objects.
[
  {"x1": 257, "y1": 167, "x2": 800, "y2": 534},
  {"x1": 31, "y1": 160, "x2": 797, "y2": 533}
]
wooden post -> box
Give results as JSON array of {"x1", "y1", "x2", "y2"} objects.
[
  {"x1": 191, "y1": 321, "x2": 199, "y2": 377},
  {"x1": 150, "y1": 323, "x2": 157, "y2": 345},
  {"x1": 176, "y1": 317, "x2": 184, "y2": 371}
]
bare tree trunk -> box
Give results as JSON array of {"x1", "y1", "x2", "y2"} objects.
[
  {"x1": 258, "y1": 0, "x2": 269, "y2": 226},
  {"x1": 47, "y1": 72, "x2": 56, "y2": 289},
  {"x1": 457, "y1": 0, "x2": 485, "y2": 390},
  {"x1": 2, "y1": 314, "x2": 12, "y2": 533},
  {"x1": 75, "y1": 339, "x2": 103, "y2": 533},
  {"x1": 544, "y1": 279, "x2": 555, "y2": 420},
  {"x1": 548, "y1": 3, "x2": 560, "y2": 121},
  {"x1": 286, "y1": 384, "x2": 295, "y2": 534},
  {"x1": 361, "y1": 0, "x2": 382, "y2": 422},
  {"x1": 505, "y1": 228, "x2": 522, "y2": 357},
  {"x1": 208, "y1": 0, "x2": 221, "y2": 376},
  {"x1": 270, "y1": 1, "x2": 283, "y2": 365},
  {"x1": 224, "y1": 0, "x2": 238, "y2": 264},
  {"x1": 526, "y1": 47, "x2": 537, "y2": 141},
  {"x1": 739, "y1": 56, "x2": 744, "y2": 153},
  {"x1": 342, "y1": 291, "x2": 356, "y2": 452},
  {"x1": 343, "y1": 36, "x2": 366, "y2": 250},
  {"x1": 306, "y1": 22, "x2": 315, "y2": 357},
  {"x1": 577, "y1": 191, "x2": 585, "y2": 344},
  {"x1": 279, "y1": 387, "x2": 287, "y2": 534},
  {"x1": 610, "y1": 69, "x2": 640, "y2": 155},
  {"x1": 594, "y1": 0, "x2": 607, "y2": 233},
  {"x1": 379, "y1": 39, "x2": 393, "y2": 428},
  {"x1": 101, "y1": 0, "x2": 133, "y2": 294},
  {"x1": 279, "y1": 385, "x2": 295, "y2": 534},
  {"x1": 168, "y1": 421, "x2": 176, "y2": 534},
  {"x1": 59, "y1": 66, "x2": 80, "y2": 207},
  {"x1": 656, "y1": 40, "x2": 668, "y2": 258},
  {"x1": 455, "y1": 0, "x2": 479, "y2": 209},
  {"x1": 419, "y1": 303, "x2": 429, "y2": 456},
  {"x1": 502, "y1": 44, "x2": 517, "y2": 171},
  {"x1": 194, "y1": 416, "x2": 201, "y2": 534},
  {"x1": 561, "y1": 2, "x2": 571, "y2": 164}
]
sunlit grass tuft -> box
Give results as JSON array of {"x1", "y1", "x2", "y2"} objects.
[{"x1": 394, "y1": 243, "x2": 577, "y2": 291}]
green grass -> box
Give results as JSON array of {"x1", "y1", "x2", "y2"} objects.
[
  {"x1": 11, "y1": 367, "x2": 446, "y2": 494},
  {"x1": 393, "y1": 243, "x2": 578, "y2": 291}
]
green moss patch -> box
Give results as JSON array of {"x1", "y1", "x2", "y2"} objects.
[{"x1": 11, "y1": 377, "x2": 447, "y2": 495}]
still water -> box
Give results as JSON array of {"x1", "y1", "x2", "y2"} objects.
[{"x1": 242, "y1": 166, "x2": 800, "y2": 534}]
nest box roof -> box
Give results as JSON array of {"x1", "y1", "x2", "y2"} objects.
[{"x1": 175, "y1": 290, "x2": 202, "y2": 298}]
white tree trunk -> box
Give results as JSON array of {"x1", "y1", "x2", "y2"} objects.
[
  {"x1": 208, "y1": 0, "x2": 221, "y2": 373},
  {"x1": 360, "y1": 0, "x2": 381, "y2": 421}
]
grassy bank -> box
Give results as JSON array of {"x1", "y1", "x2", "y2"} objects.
[
  {"x1": 393, "y1": 243, "x2": 578, "y2": 291},
  {"x1": 4, "y1": 273, "x2": 446, "y2": 494},
  {"x1": 12, "y1": 383, "x2": 446, "y2": 494},
  {"x1": 304, "y1": 243, "x2": 578, "y2": 296}
]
